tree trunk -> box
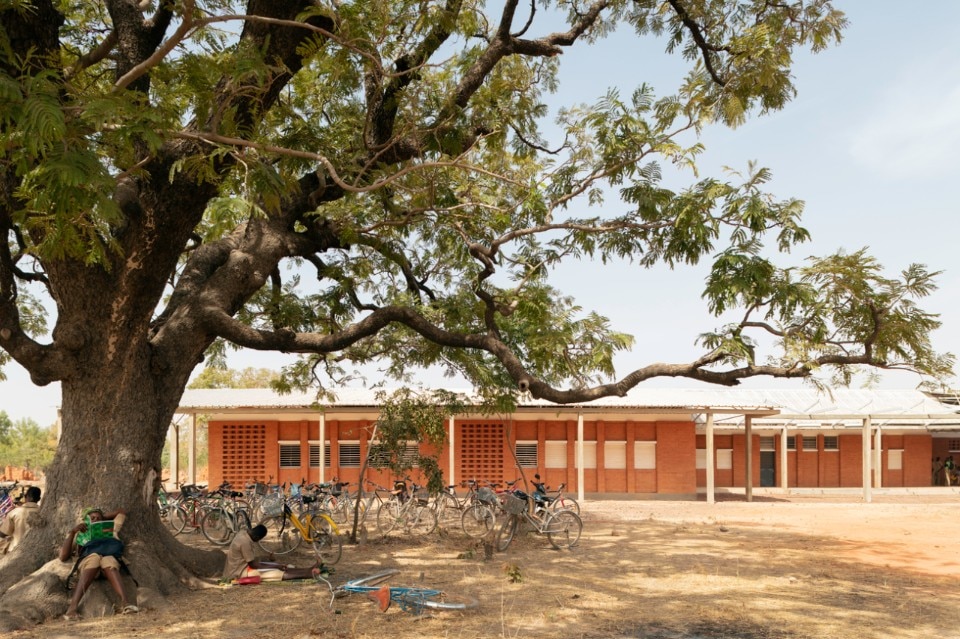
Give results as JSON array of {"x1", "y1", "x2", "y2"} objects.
[{"x1": 0, "y1": 359, "x2": 222, "y2": 630}]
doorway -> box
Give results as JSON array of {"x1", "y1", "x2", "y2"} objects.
[{"x1": 760, "y1": 451, "x2": 776, "y2": 487}]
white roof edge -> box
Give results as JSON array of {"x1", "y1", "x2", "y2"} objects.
[{"x1": 173, "y1": 387, "x2": 960, "y2": 425}]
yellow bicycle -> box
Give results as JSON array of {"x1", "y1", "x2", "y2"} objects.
[{"x1": 257, "y1": 499, "x2": 342, "y2": 564}]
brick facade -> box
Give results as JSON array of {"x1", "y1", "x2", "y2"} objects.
[{"x1": 204, "y1": 413, "x2": 946, "y2": 494}]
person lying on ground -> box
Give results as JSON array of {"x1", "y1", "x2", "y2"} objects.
[
  {"x1": 222, "y1": 524, "x2": 327, "y2": 583},
  {"x1": 59, "y1": 507, "x2": 138, "y2": 620}
]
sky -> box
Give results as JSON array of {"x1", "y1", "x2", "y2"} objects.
[{"x1": 2, "y1": 1, "x2": 959, "y2": 427}]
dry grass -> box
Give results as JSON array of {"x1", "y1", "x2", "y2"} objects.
[{"x1": 12, "y1": 498, "x2": 960, "y2": 639}]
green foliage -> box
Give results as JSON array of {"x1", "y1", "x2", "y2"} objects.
[
  {"x1": 188, "y1": 366, "x2": 282, "y2": 390},
  {"x1": 503, "y1": 562, "x2": 523, "y2": 583},
  {"x1": 0, "y1": 413, "x2": 56, "y2": 472},
  {"x1": 367, "y1": 388, "x2": 468, "y2": 493}
]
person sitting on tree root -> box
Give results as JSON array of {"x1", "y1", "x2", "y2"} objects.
[
  {"x1": 222, "y1": 524, "x2": 328, "y2": 583},
  {"x1": 59, "y1": 507, "x2": 138, "y2": 620}
]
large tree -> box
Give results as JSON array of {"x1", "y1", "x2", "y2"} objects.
[{"x1": 0, "y1": 0, "x2": 952, "y2": 626}]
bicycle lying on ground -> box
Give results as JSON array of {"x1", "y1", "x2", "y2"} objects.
[{"x1": 317, "y1": 569, "x2": 479, "y2": 615}]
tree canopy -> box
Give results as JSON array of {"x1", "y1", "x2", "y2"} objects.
[{"x1": 0, "y1": 0, "x2": 950, "y2": 411}]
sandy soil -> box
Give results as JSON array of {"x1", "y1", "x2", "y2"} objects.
[{"x1": 11, "y1": 494, "x2": 960, "y2": 639}]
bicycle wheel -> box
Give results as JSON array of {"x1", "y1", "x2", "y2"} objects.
[
  {"x1": 308, "y1": 515, "x2": 343, "y2": 565},
  {"x1": 404, "y1": 504, "x2": 437, "y2": 536},
  {"x1": 169, "y1": 504, "x2": 189, "y2": 535},
  {"x1": 545, "y1": 509, "x2": 582, "y2": 549},
  {"x1": 495, "y1": 514, "x2": 519, "y2": 552},
  {"x1": 331, "y1": 496, "x2": 366, "y2": 526},
  {"x1": 234, "y1": 507, "x2": 252, "y2": 530},
  {"x1": 257, "y1": 514, "x2": 302, "y2": 554},
  {"x1": 460, "y1": 502, "x2": 495, "y2": 539},
  {"x1": 398, "y1": 590, "x2": 480, "y2": 612},
  {"x1": 343, "y1": 568, "x2": 400, "y2": 589},
  {"x1": 200, "y1": 507, "x2": 234, "y2": 546},
  {"x1": 433, "y1": 492, "x2": 460, "y2": 528},
  {"x1": 376, "y1": 499, "x2": 401, "y2": 534},
  {"x1": 551, "y1": 496, "x2": 581, "y2": 515}
]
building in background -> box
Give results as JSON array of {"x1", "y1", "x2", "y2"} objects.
[{"x1": 170, "y1": 388, "x2": 960, "y2": 502}]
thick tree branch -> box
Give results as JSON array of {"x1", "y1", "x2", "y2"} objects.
[{"x1": 665, "y1": 0, "x2": 729, "y2": 86}]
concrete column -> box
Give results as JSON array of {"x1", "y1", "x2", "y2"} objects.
[
  {"x1": 780, "y1": 427, "x2": 789, "y2": 490},
  {"x1": 319, "y1": 413, "x2": 326, "y2": 484},
  {"x1": 188, "y1": 413, "x2": 197, "y2": 485},
  {"x1": 705, "y1": 413, "x2": 715, "y2": 504},
  {"x1": 169, "y1": 421, "x2": 180, "y2": 490},
  {"x1": 874, "y1": 425, "x2": 883, "y2": 489},
  {"x1": 745, "y1": 415, "x2": 753, "y2": 502},
  {"x1": 577, "y1": 412, "x2": 585, "y2": 502},
  {"x1": 448, "y1": 416, "x2": 456, "y2": 486},
  {"x1": 862, "y1": 417, "x2": 872, "y2": 503}
]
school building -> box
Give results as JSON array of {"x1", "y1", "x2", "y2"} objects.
[{"x1": 170, "y1": 387, "x2": 960, "y2": 503}]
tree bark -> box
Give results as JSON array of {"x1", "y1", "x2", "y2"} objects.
[{"x1": 0, "y1": 350, "x2": 222, "y2": 630}]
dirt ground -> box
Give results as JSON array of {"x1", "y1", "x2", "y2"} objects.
[{"x1": 11, "y1": 493, "x2": 960, "y2": 639}]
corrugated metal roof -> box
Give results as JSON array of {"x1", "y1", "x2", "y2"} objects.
[{"x1": 175, "y1": 387, "x2": 960, "y2": 426}]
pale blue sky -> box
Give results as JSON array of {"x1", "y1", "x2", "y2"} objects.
[{"x1": 3, "y1": 1, "x2": 959, "y2": 426}]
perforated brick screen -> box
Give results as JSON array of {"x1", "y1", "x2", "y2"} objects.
[
  {"x1": 458, "y1": 422, "x2": 505, "y2": 483},
  {"x1": 221, "y1": 423, "x2": 267, "y2": 486}
]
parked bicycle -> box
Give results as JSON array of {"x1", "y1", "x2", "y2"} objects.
[
  {"x1": 314, "y1": 479, "x2": 367, "y2": 526},
  {"x1": 458, "y1": 480, "x2": 499, "y2": 539},
  {"x1": 317, "y1": 568, "x2": 478, "y2": 615},
  {"x1": 0, "y1": 480, "x2": 20, "y2": 524},
  {"x1": 169, "y1": 483, "x2": 209, "y2": 534},
  {"x1": 532, "y1": 474, "x2": 580, "y2": 515},
  {"x1": 256, "y1": 498, "x2": 343, "y2": 565},
  {"x1": 375, "y1": 478, "x2": 437, "y2": 536},
  {"x1": 495, "y1": 490, "x2": 582, "y2": 551},
  {"x1": 199, "y1": 482, "x2": 253, "y2": 546}
]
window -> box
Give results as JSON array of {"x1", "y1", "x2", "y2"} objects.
[
  {"x1": 635, "y1": 442, "x2": 656, "y2": 470},
  {"x1": 888, "y1": 449, "x2": 903, "y2": 470},
  {"x1": 949, "y1": 439, "x2": 960, "y2": 452},
  {"x1": 576, "y1": 441, "x2": 597, "y2": 469},
  {"x1": 696, "y1": 448, "x2": 731, "y2": 470},
  {"x1": 338, "y1": 441, "x2": 360, "y2": 467},
  {"x1": 759, "y1": 436, "x2": 776, "y2": 451},
  {"x1": 604, "y1": 441, "x2": 626, "y2": 469},
  {"x1": 802, "y1": 436, "x2": 818, "y2": 451},
  {"x1": 367, "y1": 441, "x2": 419, "y2": 467},
  {"x1": 515, "y1": 441, "x2": 538, "y2": 468},
  {"x1": 400, "y1": 442, "x2": 420, "y2": 467},
  {"x1": 279, "y1": 441, "x2": 300, "y2": 468},
  {"x1": 309, "y1": 441, "x2": 330, "y2": 468},
  {"x1": 823, "y1": 436, "x2": 839, "y2": 451},
  {"x1": 787, "y1": 436, "x2": 796, "y2": 450},
  {"x1": 545, "y1": 441, "x2": 567, "y2": 468},
  {"x1": 716, "y1": 449, "x2": 733, "y2": 470}
]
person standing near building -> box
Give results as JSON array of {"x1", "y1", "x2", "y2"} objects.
[
  {"x1": 0, "y1": 486, "x2": 41, "y2": 555},
  {"x1": 944, "y1": 456, "x2": 955, "y2": 487}
]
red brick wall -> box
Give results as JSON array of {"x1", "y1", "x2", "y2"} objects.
[
  {"x1": 205, "y1": 415, "x2": 944, "y2": 495},
  {"x1": 903, "y1": 435, "x2": 933, "y2": 486},
  {"x1": 655, "y1": 421, "x2": 696, "y2": 493},
  {"x1": 835, "y1": 435, "x2": 859, "y2": 487}
]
